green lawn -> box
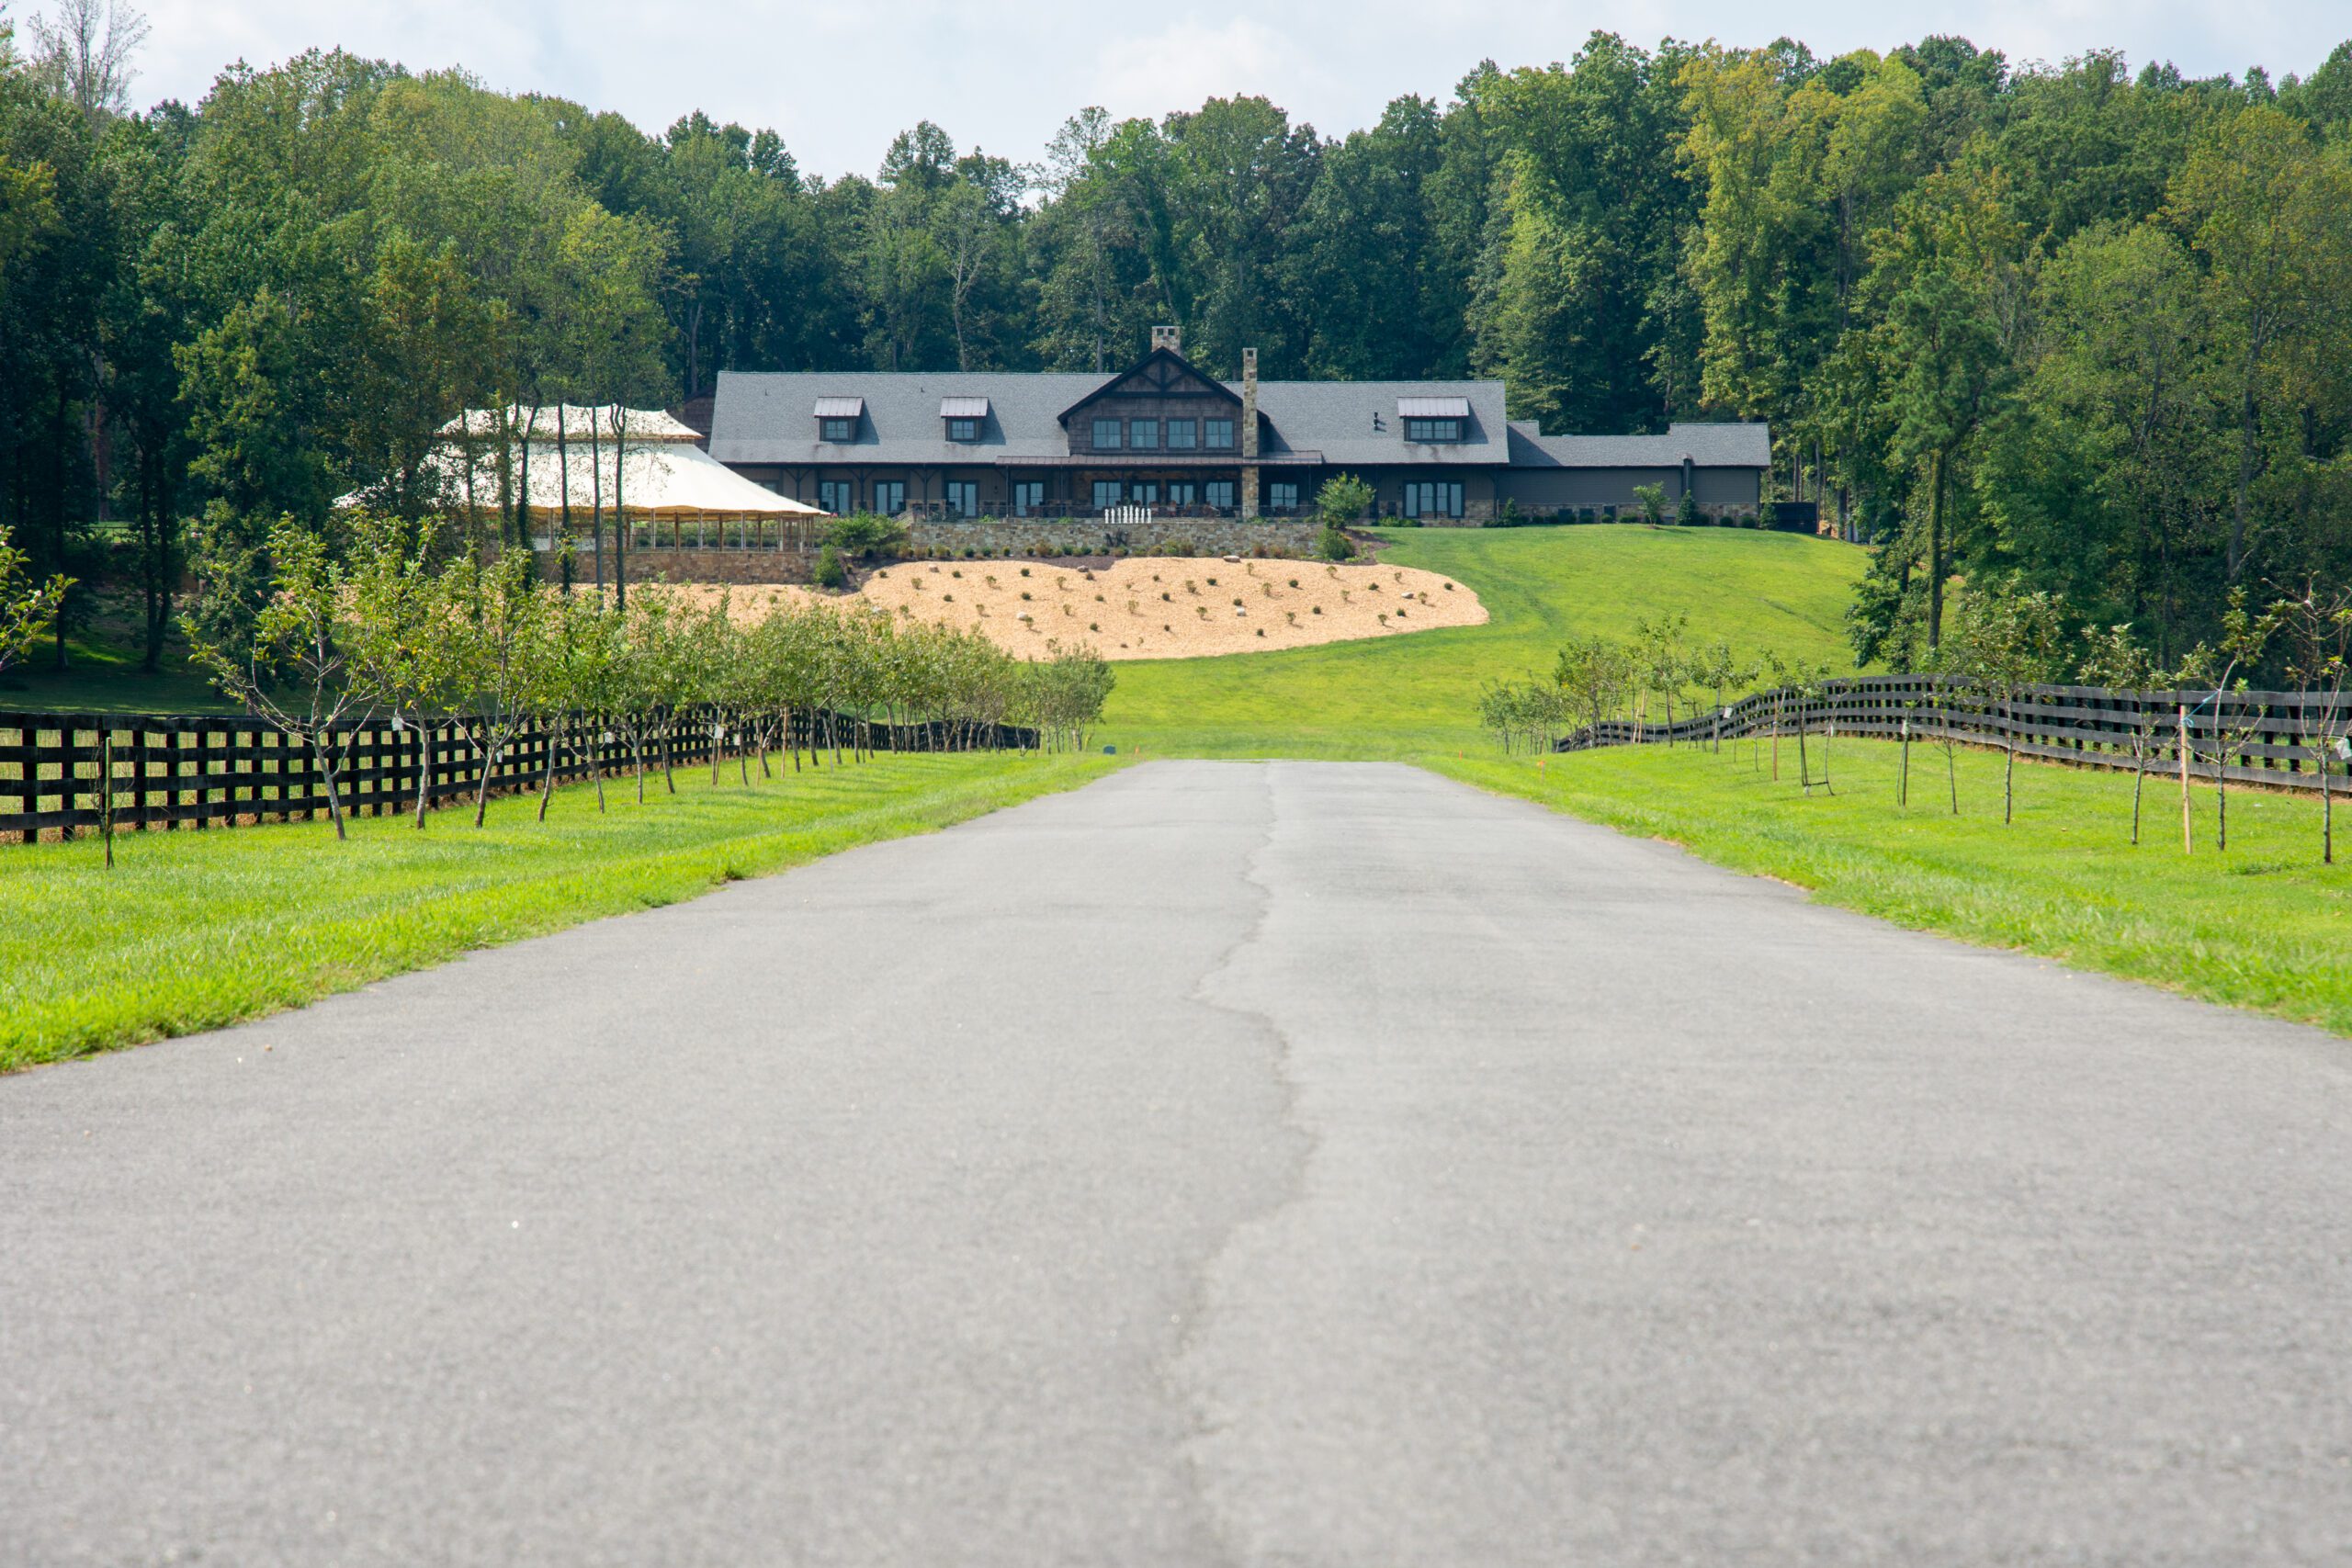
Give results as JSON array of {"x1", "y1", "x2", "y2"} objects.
[
  {"x1": 1101, "y1": 525, "x2": 1866, "y2": 758},
  {"x1": 1, "y1": 750, "x2": 1119, "y2": 1071},
  {"x1": 1433, "y1": 739, "x2": 2352, "y2": 1037},
  {"x1": 0, "y1": 589, "x2": 227, "y2": 716}
]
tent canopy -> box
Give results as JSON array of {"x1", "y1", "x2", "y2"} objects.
[{"x1": 340, "y1": 406, "x2": 829, "y2": 518}]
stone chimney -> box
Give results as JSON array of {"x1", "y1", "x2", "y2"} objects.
[
  {"x1": 1151, "y1": 323, "x2": 1182, "y2": 355},
  {"x1": 1240, "y1": 346, "x2": 1260, "y2": 520}
]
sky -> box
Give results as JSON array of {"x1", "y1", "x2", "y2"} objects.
[{"x1": 89, "y1": 0, "x2": 2352, "y2": 179}]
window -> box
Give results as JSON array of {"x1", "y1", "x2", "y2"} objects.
[
  {"x1": 820, "y1": 417, "x2": 856, "y2": 443},
  {"x1": 1167, "y1": 481, "x2": 1197, "y2": 506},
  {"x1": 1268, "y1": 481, "x2": 1299, "y2": 512},
  {"x1": 1402, "y1": 480, "x2": 1464, "y2": 519},
  {"x1": 1131, "y1": 481, "x2": 1159, "y2": 505},
  {"x1": 1091, "y1": 417, "x2": 1123, "y2": 450},
  {"x1": 946, "y1": 418, "x2": 979, "y2": 443},
  {"x1": 1091, "y1": 479, "x2": 1124, "y2": 510},
  {"x1": 818, "y1": 479, "x2": 854, "y2": 514},
  {"x1": 1129, "y1": 419, "x2": 1159, "y2": 450},
  {"x1": 944, "y1": 481, "x2": 978, "y2": 517},
  {"x1": 1012, "y1": 480, "x2": 1045, "y2": 517},
  {"x1": 1204, "y1": 418, "x2": 1235, "y2": 449},
  {"x1": 1405, "y1": 418, "x2": 1463, "y2": 443},
  {"x1": 1204, "y1": 479, "x2": 1235, "y2": 510},
  {"x1": 1167, "y1": 419, "x2": 1197, "y2": 450},
  {"x1": 873, "y1": 480, "x2": 906, "y2": 514}
]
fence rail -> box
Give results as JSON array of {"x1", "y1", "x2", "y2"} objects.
[
  {"x1": 1, "y1": 707, "x2": 1038, "y2": 844},
  {"x1": 1555, "y1": 674, "x2": 2352, "y2": 795}
]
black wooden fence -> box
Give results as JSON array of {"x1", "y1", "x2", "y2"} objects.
[
  {"x1": 1555, "y1": 674, "x2": 2352, "y2": 795},
  {"x1": 1, "y1": 707, "x2": 1038, "y2": 844}
]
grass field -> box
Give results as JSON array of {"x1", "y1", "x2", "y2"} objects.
[
  {"x1": 0, "y1": 592, "x2": 226, "y2": 715},
  {"x1": 0, "y1": 750, "x2": 1119, "y2": 1071},
  {"x1": 1099, "y1": 525, "x2": 1866, "y2": 758},
  {"x1": 1434, "y1": 739, "x2": 2352, "y2": 1037}
]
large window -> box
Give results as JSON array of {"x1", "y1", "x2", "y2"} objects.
[
  {"x1": 1205, "y1": 479, "x2": 1234, "y2": 510},
  {"x1": 944, "y1": 480, "x2": 978, "y2": 516},
  {"x1": 1268, "y1": 481, "x2": 1299, "y2": 512},
  {"x1": 1091, "y1": 479, "x2": 1124, "y2": 510},
  {"x1": 1167, "y1": 419, "x2": 1197, "y2": 450},
  {"x1": 873, "y1": 480, "x2": 906, "y2": 514},
  {"x1": 946, "y1": 418, "x2": 979, "y2": 443},
  {"x1": 820, "y1": 417, "x2": 856, "y2": 443},
  {"x1": 1405, "y1": 418, "x2": 1463, "y2": 443},
  {"x1": 1129, "y1": 419, "x2": 1159, "y2": 450},
  {"x1": 1167, "y1": 481, "x2": 1197, "y2": 506},
  {"x1": 1402, "y1": 480, "x2": 1464, "y2": 519},
  {"x1": 1091, "y1": 417, "x2": 1123, "y2": 450},
  {"x1": 1131, "y1": 481, "x2": 1159, "y2": 505},
  {"x1": 1204, "y1": 418, "x2": 1235, "y2": 449},
  {"x1": 819, "y1": 479, "x2": 853, "y2": 513},
  {"x1": 1012, "y1": 480, "x2": 1045, "y2": 517}
]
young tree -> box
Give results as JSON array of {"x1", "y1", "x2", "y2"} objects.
[
  {"x1": 345, "y1": 516, "x2": 467, "y2": 829},
  {"x1": 2268, "y1": 577, "x2": 2352, "y2": 863},
  {"x1": 2078, "y1": 623, "x2": 2164, "y2": 846},
  {"x1": 444, "y1": 547, "x2": 548, "y2": 827},
  {"x1": 184, "y1": 520, "x2": 380, "y2": 840},
  {"x1": 1945, "y1": 582, "x2": 2066, "y2": 823},
  {"x1": 533, "y1": 586, "x2": 625, "y2": 818}
]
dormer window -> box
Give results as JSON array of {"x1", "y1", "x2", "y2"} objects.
[
  {"x1": 941, "y1": 396, "x2": 988, "y2": 444},
  {"x1": 1398, "y1": 397, "x2": 1468, "y2": 444},
  {"x1": 814, "y1": 396, "x2": 864, "y2": 444}
]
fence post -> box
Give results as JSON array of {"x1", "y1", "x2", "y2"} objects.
[{"x1": 101, "y1": 731, "x2": 115, "y2": 870}]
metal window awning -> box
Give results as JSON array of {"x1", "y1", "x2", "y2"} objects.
[
  {"x1": 1396, "y1": 396, "x2": 1470, "y2": 419},
  {"x1": 813, "y1": 397, "x2": 865, "y2": 419},
  {"x1": 939, "y1": 396, "x2": 990, "y2": 419}
]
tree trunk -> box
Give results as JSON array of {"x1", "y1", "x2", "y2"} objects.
[
  {"x1": 1926, "y1": 449, "x2": 1946, "y2": 651},
  {"x1": 315, "y1": 739, "x2": 348, "y2": 841},
  {"x1": 537, "y1": 722, "x2": 561, "y2": 821},
  {"x1": 413, "y1": 717, "x2": 433, "y2": 829}
]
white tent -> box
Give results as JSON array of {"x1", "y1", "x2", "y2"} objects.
[{"x1": 340, "y1": 406, "x2": 829, "y2": 551}]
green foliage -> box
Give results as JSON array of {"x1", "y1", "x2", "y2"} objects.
[
  {"x1": 1632, "y1": 483, "x2": 1668, "y2": 526},
  {"x1": 0, "y1": 522, "x2": 71, "y2": 676},
  {"x1": 811, "y1": 543, "x2": 850, "y2": 589},
  {"x1": 824, "y1": 512, "x2": 910, "y2": 561},
  {"x1": 1314, "y1": 471, "x2": 1375, "y2": 528},
  {"x1": 1316, "y1": 525, "x2": 1356, "y2": 563}
]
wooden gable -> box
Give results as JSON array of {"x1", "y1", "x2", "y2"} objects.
[{"x1": 1056, "y1": 347, "x2": 1239, "y2": 426}]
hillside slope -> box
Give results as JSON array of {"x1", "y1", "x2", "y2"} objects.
[{"x1": 1099, "y1": 525, "x2": 1865, "y2": 758}]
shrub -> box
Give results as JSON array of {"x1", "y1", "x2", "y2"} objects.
[
  {"x1": 811, "y1": 544, "x2": 849, "y2": 590},
  {"x1": 824, "y1": 513, "x2": 909, "y2": 561},
  {"x1": 1676, "y1": 491, "x2": 1702, "y2": 527},
  {"x1": 1633, "y1": 483, "x2": 1668, "y2": 526},
  {"x1": 1317, "y1": 525, "x2": 1355, "y2": 562}
]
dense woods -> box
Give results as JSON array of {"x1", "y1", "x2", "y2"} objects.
[{"x1": 4, "y1": 3, "x2": 2351, "y2": 682}]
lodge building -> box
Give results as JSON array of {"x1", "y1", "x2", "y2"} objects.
[{"x1": 706, "y1": 329, "x2": 1773, "y2": 525}]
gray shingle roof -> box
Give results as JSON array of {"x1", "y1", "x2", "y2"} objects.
[
  {"x1": 1505, "y1": 421, "x2": 1772, "y2": 469},
  {"x1": 710, "y1": 369, "x2": 1768, "y2": 471}
]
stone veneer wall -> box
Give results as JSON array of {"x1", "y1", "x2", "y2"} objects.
[
  {"x1": 613, "y1": 546, "x2": 818, "y2": 585},
  {"x1": 907, "y1": 517, "x2": 1321, "y2": 557}
]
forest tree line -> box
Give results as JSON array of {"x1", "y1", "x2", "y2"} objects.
[{"x1": 4, "y1": 2, "x2": 2352, "y2": 678}]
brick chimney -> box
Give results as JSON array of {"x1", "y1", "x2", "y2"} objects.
[
  {"x1": 1151, "y1": 323, "x2": 1182, "y2": 355},
  {"x1": 1240, "y1": 346, "x2": 1260, "y2": 520}
]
